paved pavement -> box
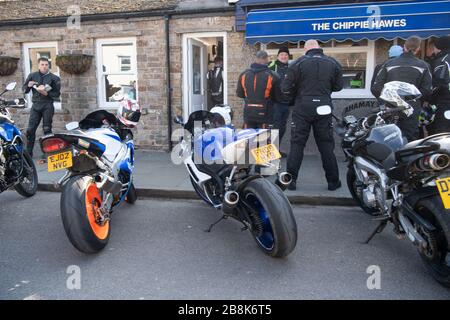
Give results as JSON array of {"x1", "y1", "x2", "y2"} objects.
[
  {"x1": 1, "y1": 191, "x2": 449, "y2": 300},
  {"x1": 35, "y1": 150, "x2": 353, "y2": 205}
]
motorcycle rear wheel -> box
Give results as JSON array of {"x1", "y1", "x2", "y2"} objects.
[
  {"x1": 241, "y1": 178, "x2": 297, "y2": 258},
  {"x1": 415, "y1": 196, "x2": 450, "y2": 287},
  {"x1": 60, "y1": 175, "x2": 110, "y2": 253}
]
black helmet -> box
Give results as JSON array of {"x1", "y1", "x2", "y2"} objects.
[{"x1": 435, "y1": 35, "x2": 450, "y2": 50}]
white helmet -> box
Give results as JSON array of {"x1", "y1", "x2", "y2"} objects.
[
  {"x1": 117, "y1": 98, "x2": 141, "y2": 128},
  {"x1": 210, "y1": 105, "x2": 232, "y2": 126}
]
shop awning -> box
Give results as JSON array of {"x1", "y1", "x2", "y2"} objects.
[{"x1": 245, "y1": 0, "x2": 450, "y2": 44}]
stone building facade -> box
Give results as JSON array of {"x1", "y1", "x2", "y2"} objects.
[
  {"x1": 0, "y1": 0, "x2": 435, "y2": 155},
  {"x1": 0, "y1": 0, "x2": 253, "y2": 152}
]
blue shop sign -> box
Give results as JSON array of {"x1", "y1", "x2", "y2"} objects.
[{"x1": 245, "y1": 0, "x2": 450, "y2": 44}]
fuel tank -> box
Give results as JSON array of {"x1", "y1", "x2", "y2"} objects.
[{"x1": 354, "y1": 124, "x2": 404, "y2": 169}]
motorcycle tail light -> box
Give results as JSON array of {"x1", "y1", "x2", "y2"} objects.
[{"x1": 42, "y1": 138, "x2": 69, "y2": 153}]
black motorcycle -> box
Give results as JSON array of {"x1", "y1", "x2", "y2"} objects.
[
  {"x1": 336, "y1": 81, "x2": 450, "y2": 287},
  {"x1": 0, "y1": 82, "x2": 38, "y2": 197}
]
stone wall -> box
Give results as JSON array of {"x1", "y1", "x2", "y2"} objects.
[
  {"x1": 0, "y1": 14, "x2": 245, "y2": 152},
  {"x1": 0, "y1": 14, "x2": 391, "y2": 155}
]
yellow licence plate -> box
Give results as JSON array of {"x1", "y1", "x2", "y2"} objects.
[
  {"x1": 436, "y1": 177, "x2": 450, "y2": 209},
  {"x1": 47, "y1": 151, "x2": 73, "y2": 172},
  {"x1": 251, "y1": 143, "x2": 281, "y2": 165}
]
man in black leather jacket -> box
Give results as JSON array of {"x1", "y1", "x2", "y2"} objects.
[
  {"x1": 371, "y1": 36, "x2": 433, "y2": 142},
  {"x1": 23, "y1": 57, "x2": 61, "y2": 157},
  {"x1": 269, "y1": 46, "x2": 291, "y2": 152},
  {"x1": 427, "y1": 35, "x2": 450, "y2": 135},
  {"x1": 282, "y1": 39, "x2": 343, "y2": 191}
]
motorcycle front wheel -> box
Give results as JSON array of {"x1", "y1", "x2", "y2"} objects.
[
  {"x1": 241, "y1": 178, "x2": 297, "y2": 258},
  {"x1": 14, "y1": 150, "x2": 38, "y2": 197},
  {"x1": 415, "y1": 195, "x2": 450, "y2": 287},
  {"x1": 60, "y1": 175, "x2": 110, "y2": 253}
]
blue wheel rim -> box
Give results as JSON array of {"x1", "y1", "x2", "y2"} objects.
[{"x1": 246, "y1": 193, "x2": 274, "y2": 250}]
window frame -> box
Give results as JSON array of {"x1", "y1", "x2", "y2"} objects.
[
  {"x1": 263, "y1": 40, "x2": 376, "y2": 99},
  {"x1": 22, "y1": 41, "x2": 61, "y2": 110},
  {"x1": 95, "y1": 37, "x2": 138, "y2": 110}
]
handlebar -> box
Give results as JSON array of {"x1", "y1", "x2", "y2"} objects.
[{"x1": 0, "y1": 98, "x2": 27, "y2": 109}]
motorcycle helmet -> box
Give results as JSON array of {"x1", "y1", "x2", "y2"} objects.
[
  {"x1": 210, "y1": 105, "x2": 232, "y2": 127},
  {"x1": 380, "y1": 81, "x2": 421, "y2": 116},
  {"x1": 117, "y1": 99, "x2": 141, "y2": 128}
]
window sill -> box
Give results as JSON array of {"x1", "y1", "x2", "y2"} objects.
[
  {"x1": 20, "y1": 108, "x2": 66, "y2": 114},
  {"x1": 332, "y1": 92, "x2": 376, "y2": 100}
]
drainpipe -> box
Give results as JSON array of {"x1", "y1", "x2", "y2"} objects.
[{"x1": 165, "y1": 14, "x2": 173, "y2": 151}]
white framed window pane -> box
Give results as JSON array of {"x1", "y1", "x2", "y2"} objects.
[
  {"x1": 101, "y1": 43, "x2": 134, "y2": 74},
  {"x1": 23, "y1": 42, "x2": 61, "y2": 110},
  {"x1": 27, "y1": 47, "x2": 58, "y2": 74},
  {"x1": 104, "y1": 75, "x2": 137, "y2": 102},
  {"x1": 97, "y1": 38, "x2": 137, "y2": 108}
]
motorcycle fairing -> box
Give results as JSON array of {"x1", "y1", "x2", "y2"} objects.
[{"x1": 0, "y1": 119, "x2": 21, "y2": 142}]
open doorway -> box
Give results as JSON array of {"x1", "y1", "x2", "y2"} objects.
[{"x1": 182, "y1": 32, "x2": 227, "y2": 121}]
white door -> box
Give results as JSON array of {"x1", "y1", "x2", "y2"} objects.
[{"x1": 187, "y1": 38, "x2": 207, "y2": 115}]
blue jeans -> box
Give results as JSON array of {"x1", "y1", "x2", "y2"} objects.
[{"x1": 272, "y1": 103, "x2": 290, "y2": 142}]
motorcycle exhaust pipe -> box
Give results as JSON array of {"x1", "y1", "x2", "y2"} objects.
[
  {"x1": 222, "y1": 190, "x2": 240, "y2": 215},
  {"x1": 429, "y1": 153, "x2": 450, "y2": 170},
  {"x1": 415, "y1": 153, "x2": 450, "y2": 171},
  {"x1": 275, "y1": 172, "x2": 293, "y2": 191},
  {"x1": 95, "y1": 174, "x2": 122, "y2": 195}
]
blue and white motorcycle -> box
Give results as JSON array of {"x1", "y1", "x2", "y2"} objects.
[
  {"x1": 173, "y1": 106, "x2": 297, "y2": 258},
  {"x1": 0, "y1": 82, "x2": 38, "y2": 197},
  {"x1": 40, "y1": 100, "x2": 140, "y2": 253}
]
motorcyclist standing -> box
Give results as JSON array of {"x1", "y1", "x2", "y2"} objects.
[
  {"x1": 23, "y1": 57, "x2": 61, "y2": 157},
  {"x1": 282, "y1": 39, "x2": 343, "y2": 191},
  {"x1": 269, "y1": 46, "x2": 291, "y2": 148},
  {"x1": 237, "y1": 50, "x2": 282, "y2": 129},
  {"x1": 371, "y1": 36, "x2": 433, "y2": 142},
  {"x1": 426, "y1": 35, "x2": 450, "y2": 135}
]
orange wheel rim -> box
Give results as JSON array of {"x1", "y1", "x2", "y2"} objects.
[{"x1": 85, "y1": 182, "x2": 110, "y2": 240}]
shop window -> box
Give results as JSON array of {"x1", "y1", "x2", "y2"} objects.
[
  {"x1": 263, "y1": 40, "x2": 375, "y2": 98},
  {"x1": 22, "y1": 42, "x2": 61, "y2": 110},
  {"x1": 96, "y1": 38, "x2": 137, "y2": 109}
]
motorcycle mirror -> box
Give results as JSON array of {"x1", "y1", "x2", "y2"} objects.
[
  {"x1": 317, "y1": 105, "x2": 332, "y2": 116},
  {"x1": 5, "y1": 82, "x2": 17, "y2": 91},
  {"x1": 66, "y1": 121, "x2": 80, "y2": 131},
  {"x1": 445, "y1": 110, "x2": 450, "y2": 120}
]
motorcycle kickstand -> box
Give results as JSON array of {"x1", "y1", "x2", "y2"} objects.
[
  {"x1": 204, "y1": 215, "x2": 228, "y2": 233},
  {"x1": 362, "y1": 219, "x2": 389, "y2": 244}
]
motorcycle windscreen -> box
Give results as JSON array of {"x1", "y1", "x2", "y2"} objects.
[{"x1": 79, "y1": 110, "x2": 118, "y2": 130}]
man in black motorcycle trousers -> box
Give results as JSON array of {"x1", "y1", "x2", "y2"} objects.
[
  {"x1": 23, "y1": 57, "x2": 61, "y2": 157},
  {"x1": 426, "y1": 35, "x2": 450, "y2": 135},
  {"x1": 371, "y1": 36, "x2": 433, "y2": 142},
  {"x1": 282, "y1": 39, "x2": 344, "y2": 191}
]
